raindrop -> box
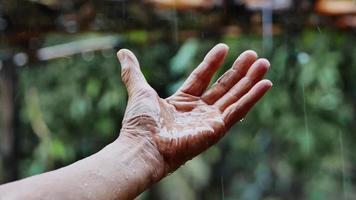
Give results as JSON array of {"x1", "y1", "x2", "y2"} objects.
[
  {"x1": 101, "y1": 48, "x2": 114, "y2": 58},
  {"x1": 81, "y1": 51, "x2": 95, "y2": 62},
  {"x1": 60, "y1": 18, "x2": 78, "y2": 33},
  {"x1": 297, "y1": 52, "x2": 310, "y2": 64},
  {"x1": 239, "y1": 118, "x2": 245, "y2": 122},
  {"x1": 66, "y1": 20, "x2": 78, "y2": 33},
  {"x1": 13, "y1": 52, "x2": 28, "y2": 66}
]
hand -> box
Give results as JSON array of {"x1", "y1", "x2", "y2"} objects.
[
  {"x1": 0, "y1": 44, "x2": 272, "y2": 200},
  {"x1": 117, "y1": 44, "x2": 272, "y2": 176}
]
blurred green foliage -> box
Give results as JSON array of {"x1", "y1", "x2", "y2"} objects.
[{"x1": 10, "y1": 28, "x2": 356, "y2": 199}]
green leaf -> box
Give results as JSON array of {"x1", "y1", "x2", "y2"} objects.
[{"x1": 170, "y1": 38, "x2": 199, "y2": 75}]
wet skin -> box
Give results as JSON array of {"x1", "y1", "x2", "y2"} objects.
[
  {"x1": 0, "y1": 43, "x2": 272, "y2": 200},
  {"x1": 118, "y1": 43, "x2": 272, "y2": 174}
]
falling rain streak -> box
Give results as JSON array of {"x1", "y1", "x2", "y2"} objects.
[
  {"x1": 339, "y1": 131, "x2": 347, "y2": 200},
  {"x1": 171, "y1": 3, "x2": 179, "y2": 46},
  {"x1": 302, "y1": 82, "x2": 310, "y2": 154},
  {"x1": 262, "y1": 6, "x2": 273, "y2": 53},
  {"x1": 221, "y1": 175, "x2": 225, "y2": 200}
]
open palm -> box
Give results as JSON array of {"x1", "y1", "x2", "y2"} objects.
[{"x1": 118, "y1": 44, "x2": 272, "y2": 173}]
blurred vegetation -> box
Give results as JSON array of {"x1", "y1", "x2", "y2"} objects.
[{"x1": 1, "y1": 1, "x2": 356, "y2": 200}]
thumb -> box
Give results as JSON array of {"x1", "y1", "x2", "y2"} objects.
[{"x1": 117, "y1": 49, "x2": 153, "y2": 97}]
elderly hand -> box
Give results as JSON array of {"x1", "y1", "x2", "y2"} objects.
[
  {"x1": 117, "y1": 43, "x2": 272, "y2": 175},
  {"x1": 0, "y1": 43, "x2": 272, "y2": 200}
]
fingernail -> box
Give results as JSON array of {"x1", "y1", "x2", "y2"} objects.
[{"x1": 117, "y1": 50, "x2": 126, "y2": 63}]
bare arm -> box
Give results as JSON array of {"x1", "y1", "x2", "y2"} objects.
[
  {"x1": 0, "y1": 137, "x2": 163, "y2": 200},
  {"x1": 0, "y1": 43, "x2": 272, "y2": 200}
]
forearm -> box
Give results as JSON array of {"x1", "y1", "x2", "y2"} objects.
[{"x1": 0, "y1": 135, "x2": 165, "y2": 200}]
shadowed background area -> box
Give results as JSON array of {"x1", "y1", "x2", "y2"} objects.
[{"x1": 0, "y1": 0, "x2": 356, "y2": 199}]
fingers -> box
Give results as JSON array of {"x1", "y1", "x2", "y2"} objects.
[
  {"x1": 117, "y1": 49, "x2": 154, "y2": 97},
  {"x1": 177, "y1": 43, "x2": 229, "y2": 97},
  {"x1": 214, "y1": 58, "x2": 270, "y2": 111},
  {"x1": 223, "y1": 79, "x2": 272, "y2": 129},
  {"x1": 201, "y1": 50, "x2": 258, "y2": 104}
]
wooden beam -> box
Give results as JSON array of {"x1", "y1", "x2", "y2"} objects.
[{"x1": 316, "y1": 0, "x2": 356, "y2": 15}]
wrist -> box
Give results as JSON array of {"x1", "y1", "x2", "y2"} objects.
[{"x1": 112, "y1": 132, "x2": 167, "y2": 189}]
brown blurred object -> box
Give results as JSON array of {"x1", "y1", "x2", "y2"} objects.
[
  {"x1": 336, "y1": 15, "x2": 356, "y2": 27},
  {"x1": 316, "y1": 0, "x2": 356, "y2": 28},
  {"x1": 27, "y1": 0, "x2": 60, "y2": 8},
  {"x1": 26, "y1": 0, "x2": 87, "y2": 9},
  {"x1": 244, "y1": 0, "x2": 292, "y2": 10},
  {"x1": 145, "y1": 0, "x2": 221, "y2": 9},
  {"x1": 316, "y1": 0, "x2": 356, "y2": 15}
]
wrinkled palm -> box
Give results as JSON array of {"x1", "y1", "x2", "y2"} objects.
[{"x1": 118, "y1": 44, "x2": 272, "y2": 172}]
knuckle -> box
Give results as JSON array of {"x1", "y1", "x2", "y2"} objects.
[{"x1": 241, "y1": 76, "x2": 252, "y2": 87}]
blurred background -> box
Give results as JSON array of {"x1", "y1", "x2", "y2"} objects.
[{"x1": 0, "y1": 0, "x2": 356, "y2": 199}]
